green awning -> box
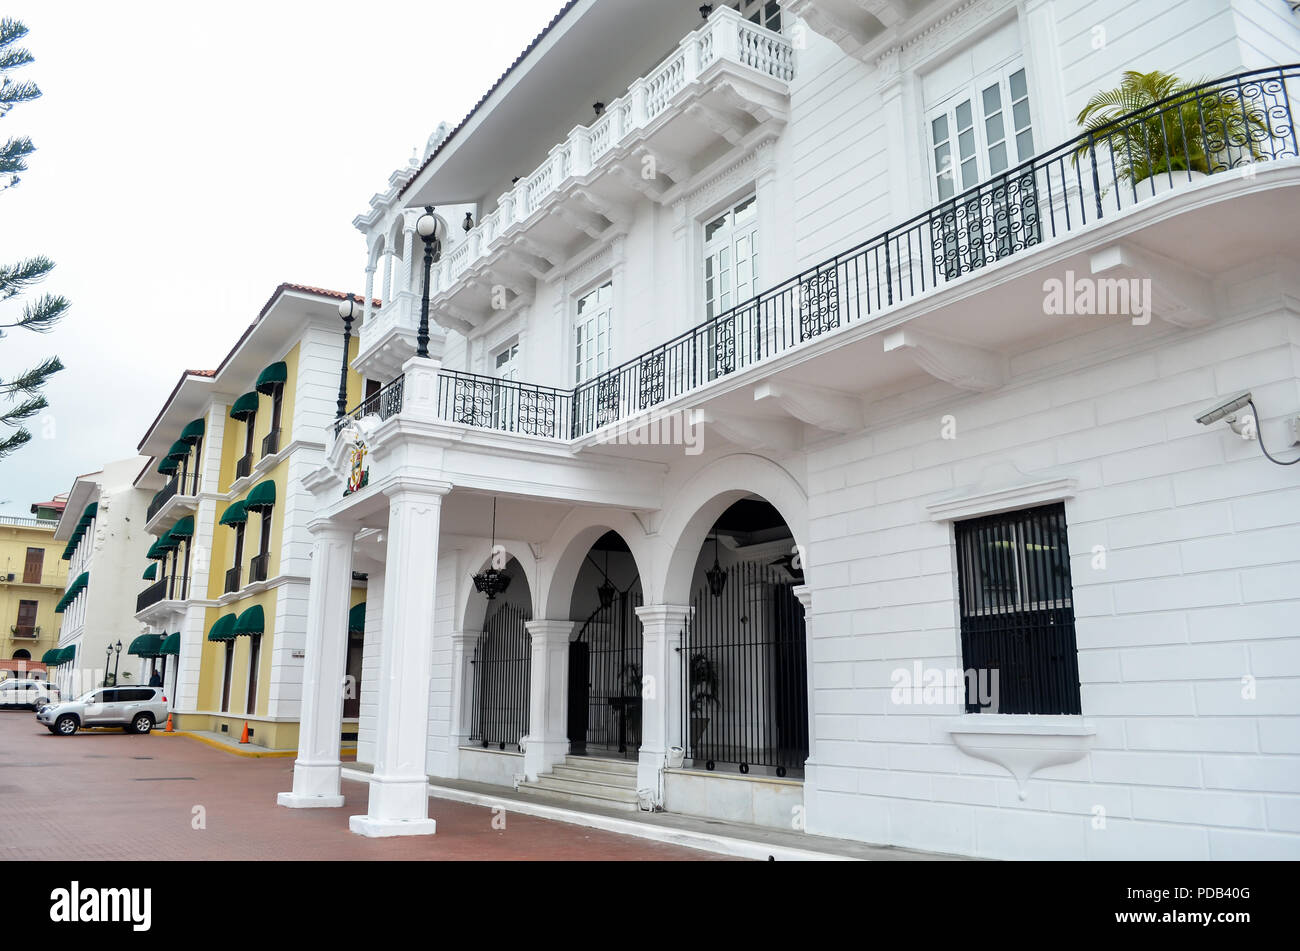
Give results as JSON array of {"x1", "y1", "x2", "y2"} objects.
[
  {"x1": 165, "y1": 439, "x2": 191, "y2": 461},
  {"x1": 207, "y1": 613, "x2": 238, "y2": 642},
  {"x1": 255, "y1": 361, "x2": 287, "y2": 395},
  {"x1": 160, "y1": 632, "x2": 181, "y2": 656},
  {"x1": 41, "y1": 648, "x2": 61, "y2": 665},
  {"x1": 154, "y1": 529, "x2": 180, "y2": 553},
  {"x1": 219, "y1": 500, "x2": 248, "y2": 526},
  {"x1": 59, "y1": 646, "x2": 76, "y2": 664},
  {"x1": 245, "y1": 480, "x2": 276, "y2": 512},
  {"x1": 70, "y1": 572, "x2": 88, "y2": 596},
  {"x1": 180, "y1": 417, "x2": 205, "y2": 444},
  {"x1": 128, "y1": 633, "x2": 165, "y2": 658},
  {"x1": 233, "y1": 604, "x2": 264, "y2": 637},
  {"x1": 48, "y1": 645, "x2": 75, "y2": 666},
  {"x1": 348, "y1": 602, "x2": 366, "y2": 635},
  {"x1": 82, "y1": 502, "x2": 98, "y2": 520},
  {"x1": 146, "y1": 538, "x2": 171, "y2": 560},
  {"x1": 143, "y1": 563, "x2": 158, "y2": 581},
  {"x1": 157, "y1": 456, "x2": 179, "y2": 475},
  {"x1": 229, "y1": 391, "x2": 260, "y2": 420},
  {"x1": 168, "y1": 515, "x2": 195, "y2": 539}
]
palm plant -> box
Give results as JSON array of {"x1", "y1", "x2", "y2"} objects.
[{"x1": 1073, "y1": 69, "x2": 1271, "y2": 183}]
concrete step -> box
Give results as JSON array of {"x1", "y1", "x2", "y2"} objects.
[
  {"x1": 550, "y1": 763, "x2": 639, "y2": 787},
  {"x1": 517, "y1": 779, "x2": 640, "y2": 811},
  {"x1": 561, "y1": 755, "x2": 638, "y2": 777}
]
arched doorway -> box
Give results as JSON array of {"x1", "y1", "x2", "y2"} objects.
[
  {"x1": 680, "y1": 496, "x2": 808, "y2": 777},
  {"x1": 567, "y1": 531, "x2": 643, "y2": 759},
  {"x1": 12, "y1": 649, "x2": 30, "y2": 660},
  {"x1": 467, "y1": 555, "x2": 533, "y2": 752}
]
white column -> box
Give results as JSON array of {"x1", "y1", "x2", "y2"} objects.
[
  {"x1": 447, "y1": 630, "x2": 481, "y2": 778},
  {"x1": 634, "y1": 604, "x2": 691, "y2": 799},
  {"x1": 522, "y1": 619, "x2": 575, "y2": 780},
  {"x1": 278, "y1": 520, "x2": 356, "y2": 808},
  {"x1": 363, "y1": 263, "x2": 377, "y2": 323},
  {"x1": 349, "y1": 482, "x2": 450, "y2": 837},
  {"x1": 792, "y1": 584, "x2": 819, "y2": 820}
]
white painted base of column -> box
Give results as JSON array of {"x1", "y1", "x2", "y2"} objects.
[
  {"x1": 637, "y1": 748, "x2": 665, "y2": 798},
  {"x1": 277, "y1": 792, "x2": 345, "y2": 809},
  {"x1": 278, "y1": 761, "x2": 343, "y2": 808},
  {"x1": 523, "y1": 738, "x2": 569, "y2": 781},
  {"x1": 348, "y1": 815, "x2": 437, "y2": 837}
]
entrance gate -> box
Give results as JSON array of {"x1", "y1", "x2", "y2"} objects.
[
  {"x1": 567, "y1": 590, "x2": 643, "y2": 759},
  {"x1": 680, "y1": 559, "x2": 808, "y2": 775},
  {"x1": 469, "y1": 602, "x2": 531, "y2": 751}
]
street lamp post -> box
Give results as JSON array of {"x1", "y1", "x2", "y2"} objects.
[
  {"x1": 103, "y1": 643, "x2": 112, "y2": 687},
  {"x1": 337, "y1": 296, "x2": 359, "y2": 419},
  {"x1": 415, "y1": 206, "x2": 442, "y2": 359},
  {"x1": 111, "y1": 640, "x2": 122, "y2": 687}
]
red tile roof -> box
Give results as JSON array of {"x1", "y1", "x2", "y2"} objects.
[{"x1": 396, "y1": 1, "x2": 581, "y2": 201}]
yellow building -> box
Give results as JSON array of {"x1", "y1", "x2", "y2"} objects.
[
  {"x1": 0, "y1": 503, "x2": 69, "y2": 677},
  {"x1": 133, "y1": 284, "x2": 368, "y2": 749}
]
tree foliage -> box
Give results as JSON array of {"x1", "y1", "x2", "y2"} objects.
[{"x1": 0, "y1": 17, "x2": 66, "y2": 461}]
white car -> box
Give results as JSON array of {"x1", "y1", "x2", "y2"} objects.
[
  {"x1": 0, "y1": 678, "x2": 60, "y2": 710},
  {"x1": 36, "y1": 686, "x2": 169, "y2": 736}
]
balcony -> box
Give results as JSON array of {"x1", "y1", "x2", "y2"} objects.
[
  {"x1": 354, "y1": 7, "x2": 794, "y2": 380},
  {"x1": 11, "y1": 625, "x2": 38, "y2": 639},
  {"x1": 147, "y1": 471, "x2": 200, "y2": 525},
  {"x1": 224, "y1": 566, "x2": 241, "y2": 594},
  {"x1": 136, "y1": 575, "x2": 189, "y2": 613},
  {"x1": 261, "y1": 429, "x2": 281, "y2": 458},
  {"x1": 335, "y1": 66, "x2": 1300, "y2": 451},
  {"x1": 236, "y1": 453, "x2": 253, "y2": 480},
  {"x1": 249, "y1": 553, "x2": 270, "y2": 584}
]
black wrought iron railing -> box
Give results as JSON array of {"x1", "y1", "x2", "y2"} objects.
[
  {"x1": 468, "y1": 602, "x2": 531, "y2": 751},
  {"x1": 235, "y1": 453, "x2": 253, "y2": 480},
  {"x1": 249, "y1": 553, "x2": 270, "y2": 584},
  {"x1": 137, "y1": 575, "x2": 188, "y2": 612},
  {"x1": 261, "y1": 428, "x2": 281, "y2": 458},
  {"x1": 224, "y1": 566, "x2": 241, "y2": 594},
  {"x1": 337, "y1": 66, "x2": 1298, "y2": 445},
  {"x1": 333, "y1": 376, "x2": 406, "y2": 438},
  {"x1": 147, "y1": 472, "x2": 199, "y2": 522}
]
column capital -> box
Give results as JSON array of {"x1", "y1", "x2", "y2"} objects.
[
  {"x1": 307, "y1": 518, "x2": 358, "y2": 541},
  {"x1": 451, "y1": 630, "x2": 482, "y2": 647},
  {"x1": 792, "y1": 584, "x2": 812, "y2": 614},
  {"x1": 382, "y1": 478, "x2": 452, "y2": 503},
  {"x1": 524, "y1": 619, "x2": 576, "y2": 643},
  {"x1": 634, "y1": 604, "x2": 692, "y2": 631}
]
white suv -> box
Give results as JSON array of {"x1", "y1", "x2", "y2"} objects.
[
  {"x1": 0, "y1": 678, "x2": 59, "y2": 710},
  {"x1": 36, "y1": 686, "x2": 169, "y2": 735}
]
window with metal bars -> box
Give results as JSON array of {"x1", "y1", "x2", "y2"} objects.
[{"x1": 954, "y1": 503, "x2": 1082, "y2": 715}]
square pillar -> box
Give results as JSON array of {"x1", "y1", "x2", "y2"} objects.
[
  {"x1": 278, "y1": 520, "x2": 356, "y2": 808},
  {"x1": 447, "y1": 630, "x2": 481, "y2": 778},
  {"x1": 634, "y1": 604, "x2": 691, "y2": 800},
  {"x1": 522, "y1": 619, "x2": 575, "y2": 780},
  {"x1": 349, "y1": 482, "x2": 450, "y2": 837}
]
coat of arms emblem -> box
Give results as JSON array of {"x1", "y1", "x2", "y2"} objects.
[{"x1": 344, "y1": 435, "x2": 369, "y2": 496}]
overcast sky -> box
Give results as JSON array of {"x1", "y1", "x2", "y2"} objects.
[{"x1": 0, "y1": 0, "x2": 560, "y2": 514}]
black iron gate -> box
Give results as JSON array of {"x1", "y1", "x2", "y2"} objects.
[
  {"x1": 680, "y1": 559, "x2": 809, "y2": 775},
  {"x1": 568, "y1": 590, "x2": 643, "y2": 758},
  {"x1": 469, "y1": 602, "x2": 531, "y2": 751}
]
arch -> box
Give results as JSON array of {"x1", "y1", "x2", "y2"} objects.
[
  {"x1": 366, "y1": 233, "x2": 387, "y2": 270},
  {"x1": 536, "y1": 508, "x2": 656, "y2": 620},
  {"x1": 11, "y1": 649, "x2": 30, "y2": 660},
  {"x1": 656, "y1": 453, "x2": 809, "y2": 606},
  {"x1": 456, "y1": 539, "x2": 540, "y2": 634}
]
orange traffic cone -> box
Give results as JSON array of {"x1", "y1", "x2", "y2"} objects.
[
  {"x1": 165, "y1": 713, "x2": 174, "y2": 733},
  {"x1": 239, "y1": 721, "x2": 250, "y2": 744}
]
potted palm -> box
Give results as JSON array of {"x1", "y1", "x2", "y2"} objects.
[
  {"x1": 1073, "y1": 69, "x2": 1270, "y2": 203},
  {"x1": 688, "y1": 653, "x2": 719, "y2": 750}
]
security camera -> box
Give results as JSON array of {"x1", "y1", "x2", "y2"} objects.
[{"x1": 1196, "y1": 392, "x2": 1253, "y2": 427}]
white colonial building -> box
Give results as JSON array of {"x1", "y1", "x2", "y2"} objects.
[{"x1": 278, "y1": 0, "x2": 1300, "y2": 858}]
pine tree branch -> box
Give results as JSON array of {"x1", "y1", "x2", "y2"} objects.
[
  {"x1": 0, "y1": 427, "x2": 32, "y2": 460},
  {"x1": 0, "y1": 292, "x2": 68, "y2": 332},
  {"x1": 0, "y1": 255, "x2": 54, "y2": 299},
  {"x1": 0, "y1": 77, "x2": 40, "y2": 111},
  {"x1": 0, "y1": 18, "x2": 31, "y2": 51},
  {"x1": 0, "y1": 135, "x2": 34, "y2": 175},
  {"x1": 1, "y1": 393, "x2": 45, "y2": 425},
  {"x1": 0, "y1": 355, "x2": 63, "y2": 395}
]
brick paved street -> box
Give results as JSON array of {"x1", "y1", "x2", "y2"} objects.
[{"x1": 0, "y1": 711, "x2": 727, "y2": 860}]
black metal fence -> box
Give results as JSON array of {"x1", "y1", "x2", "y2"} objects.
[
  {"x1": 136, "y1": 575, "x2": 189, "y2": 613},
  {"x1": 954, "y1": 502, "x2": 1080, "y2": 715},
  {"x1": 336, "y1": 66, "x2": 1298, "y2": 443},
  {"x1": 147, "y1": 472, "x2": 199, "y2": 522},
  {"x1": 568, "y1": 590, "x2": 643, "y2": 758},
  {"x1": 469, "y1": 602, "x2": 532, "y2": 751},
  {"x1": 333, "y1": 375, "x2": 406, "y2": 438},
  {"x1": 680, "y1": 559, "x2": 808, "y2": 775}
]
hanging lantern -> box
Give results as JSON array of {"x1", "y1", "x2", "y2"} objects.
[
  {"x1": 471, "y1": 498, "x2": 511, "y2": 601},
  {"x1": 596, "y1": 546, "x2": 617, "y2": 608},
  {"x1": 705, "y1": 533, "x2": 727, "y2": 597}
]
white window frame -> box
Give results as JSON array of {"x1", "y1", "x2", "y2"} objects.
[
  {"x1": 927, "y1": 59, "x2": 1035, "y2": 202},
  {"x1": 734, "y1": 0, "x2": 783, "y2": 33},
  {"x1": 493, "y1": 341, "x2": 520, "y2": 381},
  {"x1": 574, "y1": 280, "x2": 614, "y2": 385}
]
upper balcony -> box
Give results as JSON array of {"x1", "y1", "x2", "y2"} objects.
[
  {"x1": 354, "y1": 6, "x2": 794, "y2": 380},
  {"x1": 145, "y1": 470, "x2": 201, "y2": 533},
  {"x1": 334, "y1": 65, "x2": 1300, "y2": 466}
]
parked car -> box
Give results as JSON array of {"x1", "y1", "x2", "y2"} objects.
[
  {"x1": 0, "y1": 678, "x2": 59, "y2": 710},
  {"x1": 36, "y1": 686, "x2": 168, "y2": 736}
]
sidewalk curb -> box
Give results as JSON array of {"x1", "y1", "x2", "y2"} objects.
[{"x1": 165, "y1": 730, "x2": 355, "y2": 760}]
